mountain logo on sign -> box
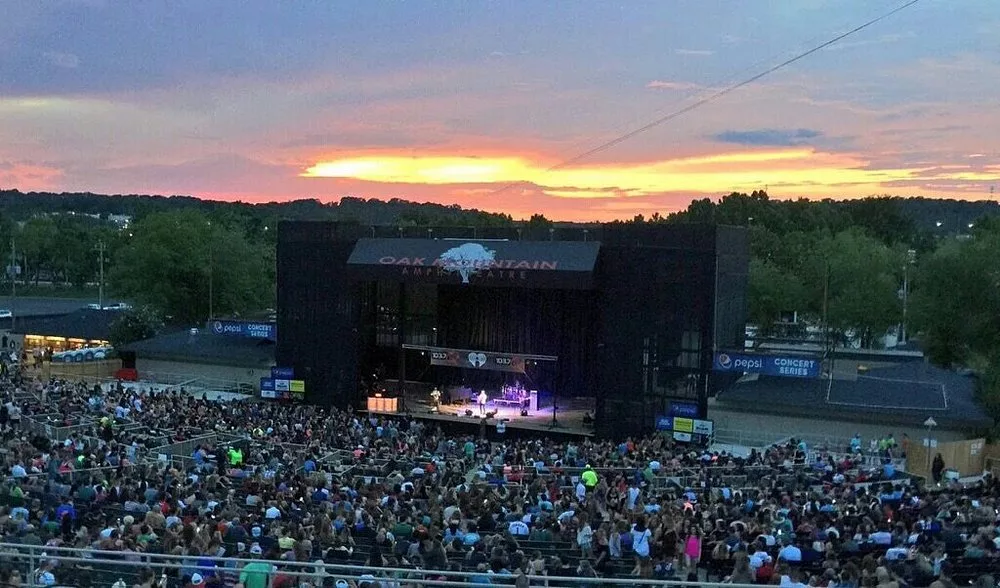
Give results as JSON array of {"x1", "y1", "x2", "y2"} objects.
[
  {"x1": 467, "y1": 352, "x2": 487, "y2": 368},
  {"x1": 716, "y1": 353, "x2": 732, "y2": 368},
  {"x1": 437, "y1": 243, "x2": 496, "y2": 284}
]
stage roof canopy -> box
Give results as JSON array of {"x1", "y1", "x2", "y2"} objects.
[{"x1": 347, "y1": 238, "x2": 600, "y2": 289}]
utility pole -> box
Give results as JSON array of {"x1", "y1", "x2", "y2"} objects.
[
  {"x1": 8, "y1": 237, "x2": 15, "y2": 332},
  {"x1": 95, "y1": 240, "x2": 107, "y2": 309},
  {"x1": 901, "y1": 249, "x2": 916, "y2": 345},
  {"x1": 822, "y1": 262, "x2": 831, "y2": 376},
  {"x1": 207, "y1": 222, "x2": 214, "y2": 322}
]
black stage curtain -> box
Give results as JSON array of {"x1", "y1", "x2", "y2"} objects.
[{"x1": 435, "y1": 286, "x2": 594, "y2": 397}]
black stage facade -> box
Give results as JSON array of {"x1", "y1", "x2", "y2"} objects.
[{"x1": 276, "y1": 222, "x2": 748, "y2": 437}]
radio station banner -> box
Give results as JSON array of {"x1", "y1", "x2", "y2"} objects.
[
  {"x1": 264, "y1": 377, "x2": 304, "y2": 400},
  {"x1": 656, "y1": 415, "x2": 714, "y2": 436},
  {"x1": 260, "y1": 378, "x2": 275, "y2": 399},
  {"x1": 713, "y1": 351, "x2": 820, "y2": 379},
  {"x1": 427, "y1": 348, "x2": 528, "y2": 373},
  {"x1": 210, "y1": 319, "x2": 277, "y2": 340}
]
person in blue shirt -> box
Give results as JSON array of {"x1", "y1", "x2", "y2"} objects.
[{"x1": 55, "y1": 499, "x2": 76, "y2": 523}]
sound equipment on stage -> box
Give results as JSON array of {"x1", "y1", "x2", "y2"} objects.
[
  {"x1": 367, "y1": 394, "x2": 398, "y2": 413},
  {"x1": 520, "y1": 408, "x2": 529, "y2": 417},
  {"x1": 465, "y1": 409, "x2": 473, "y2": 417}
]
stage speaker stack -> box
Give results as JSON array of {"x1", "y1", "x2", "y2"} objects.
[{"x1": 528, "y1": 390, "x2": 538, "y2": 412}]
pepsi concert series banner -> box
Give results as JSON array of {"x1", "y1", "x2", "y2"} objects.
[
  {"x1": 428, "y1": 348, "x2": 527, "y2": 374},
  {"x1": 713, "y1": 351, "x2": 820, "y2": 379},
  {"x1": 209, "y1": 319, "x2": 277, "y2": 340}
]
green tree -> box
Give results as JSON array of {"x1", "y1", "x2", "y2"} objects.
[
  {"x1": 911, "y1": 218, "x2": 1000, "y2": 367},
  {"x1": 16, "y1": 217, "x2": 59, "y2": 284},
  {"x1": 109, "y1": 210, "x2": 274, "y2": 324},
  {"x1": 816, "y1": 229, "x2": 903, "y2": 348},
  {"x1": 747, "y1": 258, "x2": 806, "y2": 334},
  {"x1": 109, "y1": 305, "x2": 164, "y2": 348}
]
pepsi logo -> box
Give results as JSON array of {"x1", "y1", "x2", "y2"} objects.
[{"x1": 717, "y1": 353, "x2": 732, "y2": 368}]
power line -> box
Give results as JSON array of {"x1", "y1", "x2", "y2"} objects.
[{"x1": 492, "y1": 0, "x2": 923, "y2": 195}]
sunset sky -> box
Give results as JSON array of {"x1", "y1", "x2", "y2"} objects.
[{"x1": 2, "y1": 1, "x2": 999, "y2": 221}]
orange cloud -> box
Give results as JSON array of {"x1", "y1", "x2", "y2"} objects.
[
  {"x1": 302, "y1": 148, "x2": 1000, "y2": 200},
  {"x1": 0, "y1": 162, "x2": 63, "y2": 191}
]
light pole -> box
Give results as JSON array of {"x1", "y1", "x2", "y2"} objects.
[
  {"x1": 923, "y1": 416, "x2": 937, "y2": 477},
  {"x1": 901, "y1": 249, "x2": 916, "y2": 344},
  {"x1": 94, "y1": 240, "x2": 107, "y2": 309},
  {"x1": 8, "y1": 237, "x2": 16, "y2": 332},
  {"x1": 207, "y1": 222, "x2": 214, "y2": 322}
]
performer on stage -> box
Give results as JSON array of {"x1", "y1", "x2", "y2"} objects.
[
  {"x1": 430, "y1": 388, "x2": 441, "y2": 410},
  {"x1": 478, "y1": 389, "x2": 488, "y2": 414}
]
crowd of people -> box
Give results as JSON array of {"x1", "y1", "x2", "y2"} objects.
[{"x1": 0, "y1": 369, "x2": 996, "y2": 588}]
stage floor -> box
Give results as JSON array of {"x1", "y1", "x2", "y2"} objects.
[{"x1": 367, "y1": 390, "x2": 596, "y2": 437}]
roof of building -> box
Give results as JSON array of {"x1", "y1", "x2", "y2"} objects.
[
  {"x1": 1, "y1": 297, "x2": 102, "y2": 319},
  {"x1": 122, "y1": 330, "x2": 275, "y2": 368},
  {"x1": 11, "y1": 308, "x2": 122, "y2": 341},
  {"x1": 715, "y1": 359, "x2": 991, "y2": 429}
]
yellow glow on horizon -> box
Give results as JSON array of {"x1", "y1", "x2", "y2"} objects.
[{"x1": 302, "y1": 149, "x2": 1000, "y2": 199}]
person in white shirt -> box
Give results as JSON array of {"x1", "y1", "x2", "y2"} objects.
[
  {"x1": 779, "y1": 572, "x2": 807, "y2": 588},
  {"x1": 749, "y1": 543, "x2": 772, "y2": 570},
  {"x1": 885, "y1": 544, "x2": 909, "y2": 561},
  {"x1": 478, "y1": 390, "x2": 488, "y2": 414},
  {"x1": 508, "y1": 520, "x2": 529, "y2": 536},
  {"x1": 778, "y1": 541, "x2": 801, "y2": 562},
  {"x1": 627, "y1": 485, "x2": 641, "y2": 510}
]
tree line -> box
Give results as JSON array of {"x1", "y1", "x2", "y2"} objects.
[{"x1": 2, "y1": 189, "x2": 998, "y2": 427}]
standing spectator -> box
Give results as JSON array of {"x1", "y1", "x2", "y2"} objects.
[{"x1": 932, "y1": 453, "x2": 945, "y2": 485}]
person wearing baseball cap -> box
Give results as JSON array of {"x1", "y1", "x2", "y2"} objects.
[{"x1": 238, "y1": 544, "x2": 274, "y2": 588}]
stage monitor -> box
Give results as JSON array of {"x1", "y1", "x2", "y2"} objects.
[{"x1": 347, "y1": 238, "x2": 600, "y2": 289}]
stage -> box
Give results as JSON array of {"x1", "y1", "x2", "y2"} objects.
[{"x1": 365, "y1": 388, "x2": 596, "y2": 437}]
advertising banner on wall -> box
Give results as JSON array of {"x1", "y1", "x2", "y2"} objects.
[
  {"x1": 346, "y1": 238, "x2": 600, "y2": 289},
  {"x1": 668, "y1": 402, "x2": 700, "y2": 418},
  {"x1": 655, "y1": 415, "x2": 714, "y2": 439},
  {"x1": 713, "y1": 351, "x2": 821, "y2": 379},
  {"x1": 210, "y1": 320, "x2": 277, "y2": 340},
  {"x1": 428, "y1": 348, "x2": 528, "y2": 373}
]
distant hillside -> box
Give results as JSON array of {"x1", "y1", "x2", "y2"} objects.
[
  {"x1": 0, "y1": 189, "x2": 996, "y2": 229},
  {"x1": 0, "y1": 190, "x2": 515, "y2": 226},
  {"x1": 894, "y1": 197, "x2": 1000, "y2": 235}
]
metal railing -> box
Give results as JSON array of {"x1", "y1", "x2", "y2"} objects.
[
  {"x1": 0, "y1": 542, "x2": 755, "y2": 588},
  {"x1": 710, "y1": 428, "x2": 789, "y2": 449},
  {"x1": 124, "y1": 370, "x2": 259, "y2": 394},
  {"x1": 148, "y1": 433, "x2": 220, "y2": 459},
  {"x1": 806, "y1": 450, "x2": 907, "y2": 472},
  {"x1": 19, "y1": 414, "x2": 96, "y2": 441},
  {"x1": 18, "y1": 464, "x2": 137, "y2": 484}
]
